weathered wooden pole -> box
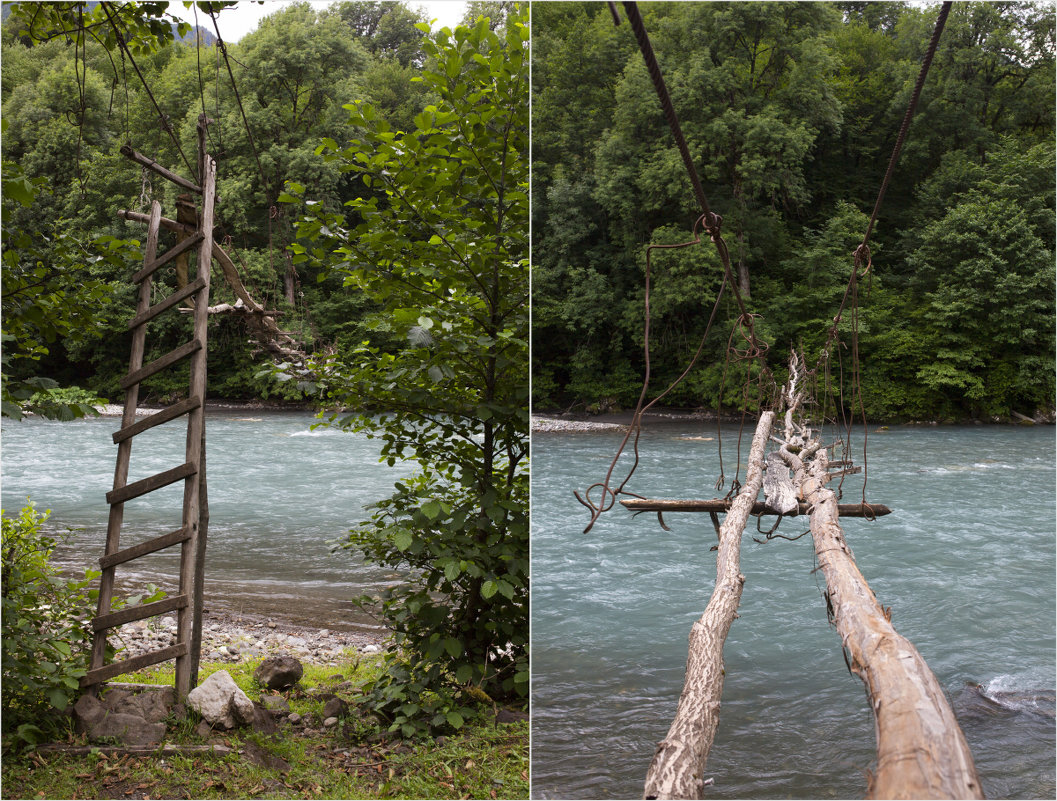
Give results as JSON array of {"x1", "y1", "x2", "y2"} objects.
[
  {"x1": 643, "y1": 410, "x2": 775, "y2": 800},
  {"x1": 775, "y1": 352, "x2": 982, "y2": 799}
]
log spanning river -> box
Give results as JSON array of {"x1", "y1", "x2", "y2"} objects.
[
  {"x1": 531, "y1": 420, "x2": 1055, "y2": 799},
  {"x1": 1, "y1": 410, "x2": 410, "y2": 636}
]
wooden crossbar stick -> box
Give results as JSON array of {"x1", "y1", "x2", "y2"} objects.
[
  {"x1": 620, "y1": 499, "x2": 892, "y2": 517},
  {"x1": 120, "y1": 145, "x2": 202, "y2": 194}
]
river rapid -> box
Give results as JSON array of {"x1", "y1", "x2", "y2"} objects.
[
  {"x1": 531, "y1": 420, "x2": 1055, "y2": 799},
  {"x1": 1, "y1": 409, "x2": 410, "y2": 635}
]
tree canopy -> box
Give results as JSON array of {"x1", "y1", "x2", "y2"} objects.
[
  {"x1": 1, "y1": 0, "x2": 446, "y2": 415},
  {"x1": 532, "y1": 1, "x2": 1055, "y2": 422}
]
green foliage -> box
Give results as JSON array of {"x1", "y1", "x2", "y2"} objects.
[
  {"x1": 1, "y1": 156, "x2": 139, "y2": 420},
  {"x1": 4, "y1": 2, "x2": 216, "y2": 54},
  {"x1": 284, "y1": 5, "x2": 528, "y2": 734},
  {"x1": 1, "y1": 505, "x2": 95, "y2": 732},
  {"x1": 0, "y1": 504, "x2": 170, "y2": 739},
  {"x1": 1, "y1": 1, "x2": 441, "y2": 404}
]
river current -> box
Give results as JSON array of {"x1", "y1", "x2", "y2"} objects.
[
  {"x1": 1, "y1": 410, "x2": 409, "y2": 634},
  {"x1": 531, "y1": 421, "x2": 1055, "y2": 799}
]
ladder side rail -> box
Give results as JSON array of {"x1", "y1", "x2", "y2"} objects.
[
  {"x1": 88, "y1": 201, "x2": 163, "y2": 686},
  {"x1": 175, "y1": 151, "x2": 215, "y2": 698}
]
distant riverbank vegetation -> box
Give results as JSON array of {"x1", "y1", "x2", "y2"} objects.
[{"x1": 531, "y1": 1, "x2": 1055, "y2": 423}]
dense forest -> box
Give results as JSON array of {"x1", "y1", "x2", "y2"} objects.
[
  {"x1": 2, "y1": 0, "x2": 509, "y2": 409},
  {"x1": 531, "y1": 1, "x2": 1055, "y2": 422}
]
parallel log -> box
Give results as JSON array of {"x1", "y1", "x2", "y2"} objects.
[
  {"x1": 762, "y1": 451, "x2": 797, "y2": 514},
  {"x1": 643, "y1": 411, "x2": 774, "y2": 800},
  {"x1": 783, "y1": 446, "x2": 982, "y2": 799}
]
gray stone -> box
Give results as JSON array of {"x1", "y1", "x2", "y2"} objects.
[
  {"x1": 322, "y1": 697, "x2": 349, "y2": 720},
  {"x1": 89, "y1": 712, "x2": 167, "y2": 746},
  {"x1": 254, "y1": 655, "x2": 303, "y2": 690},
  {"x1": 109, "y1": 686, "x2": 174, "y2": 723},
  {"x1": 323, "y1": 716, "x2": 339, "y2": 728},
  {"x1": 287, "y1": 712, "x2": 302, "y2": 725},
  {"x1": 495, "y1": 707, "x2": 529, "y2": 725},
  {"x1": 73, "y1": 693, "x2": 106, "y2": 733},
  {"x1": 187, "y1": 670, "x2": 256, "y2": 730},
  {"x1": 251, "y1": 702, "x2": 278, "y2": 734}
]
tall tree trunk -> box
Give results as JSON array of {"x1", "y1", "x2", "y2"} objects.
[
  {"x1": 284, "y1": 250, "x2": 296, "y2": 307},
  {"x1": 643, "y1": 411, "x2": 775, "y2": 800}
]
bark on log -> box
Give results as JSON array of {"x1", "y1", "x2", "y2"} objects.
[
  {"x1": 643, "y1": 411, "x2": 774, "y2": 800},
  {"x1": 762, "y1": 451, "x2": 797, "y2": 514},
  {"x1": 783, "y1": 446, "x2": 983, "y2": 799}
]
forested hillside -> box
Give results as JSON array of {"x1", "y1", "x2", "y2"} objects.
[
  {"x1": 532, "y1": 1, "x2": 1055, "y2": 422},
  {"x1": 1, "y1": 0, "x2": 472, "y2": 407}
]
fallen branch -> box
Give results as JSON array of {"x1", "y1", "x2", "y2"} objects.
[
  {"x1": 118, "y1": 208, "x2": 310, "y2": 364},
  {"x1": 643, "y1": 410, "x2": 774, "y2": 800}
]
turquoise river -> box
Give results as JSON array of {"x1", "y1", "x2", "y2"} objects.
[
  {"x1": 1, "y1": 410, "x2": 409, "y2": 635},
  {"x1": 531, "y1": 420, "x2": 1054, "y2": 799}
]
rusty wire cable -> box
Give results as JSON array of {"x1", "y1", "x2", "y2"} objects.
[
  {"x1": 574, "y1": 215, "x2": 729, "y2": 532},
  {"x1": 576, "y1": 2, "x2": 776, "y2": 532},
  {"x1": 99, "y1": 2, "x2": 198, "y2": 181},
  {"x1": 822, "y1": 0, "x2": 952, "y2": 508}
]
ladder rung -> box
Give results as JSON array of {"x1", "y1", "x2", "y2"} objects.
[
  {"x1": 128, "y1": 277, "x2": 206, "y2": 329},
  {"x1": 132, "y1": 232, "x2": 204, "y2": 283},
  {"x1": 99, "y1": 527, "x2": 191, "y2": 570},
  {"x1": 81, "y1": 643, "x2": 188, "y2": 687},
  {"x1": 107, "y1": 462, "x2": 196, "y2": 505},
  {"x1": 120, "y1": 340, "x2": 201, "y2": 390},
  {"x1": 93, "y1": 594, "x2": 189, "y2": 632},
  {"x1": 112, "y1": 398, "x2": 201, "y2": 444}
]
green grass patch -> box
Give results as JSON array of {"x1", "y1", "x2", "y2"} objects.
[{"x1": 0, "y1": 655, "x2": 528, "y2": 799}]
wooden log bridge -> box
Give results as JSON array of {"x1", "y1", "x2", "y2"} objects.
[
  {"x1": 620, "y1": 498, "x2": 891, "y2": 518},
  {"x1": 640, "y1": 352, "x2": 981, "y2": 800}
]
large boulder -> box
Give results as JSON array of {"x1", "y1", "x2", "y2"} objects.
[
  {"x1": 187, "y1": 670, "x2": 255, "y2": 729},
  {"x1": 72, "y1": 687, "x2": 170, "y2": 745},
  {"x1": 105, "y1": 685, "x2": 175, "y2": 723},
  {"x1": 254, "y1": 655, "x2": 303, "y2": 690}
]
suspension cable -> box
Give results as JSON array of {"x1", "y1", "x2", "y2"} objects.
[{"x1": 99, "y1": 1, "x2": 198, "y2": 181}]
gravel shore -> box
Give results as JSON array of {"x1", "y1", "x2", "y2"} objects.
[
  {"x1": 112, "y1": 610, "x2": 384, "y2": 668},
  {"x1": 531, "y1": 416, "x2": 628, "y2": 433}
]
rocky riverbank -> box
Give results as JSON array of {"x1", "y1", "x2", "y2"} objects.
[
  {"x1": 112, "y1": 610, "x2": 384, "y2": 668},
  {"x1": 531, "y1": 416, "x2": 628, "y2": 433}
]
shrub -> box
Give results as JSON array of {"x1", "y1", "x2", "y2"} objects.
[{"x1": 1, "y1": 504, "x2": 96, "y2": 730}]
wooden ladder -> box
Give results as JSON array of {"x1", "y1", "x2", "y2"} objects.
[{"x1": 83, "y1": 116, "x2": 216, "y2": 699}]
